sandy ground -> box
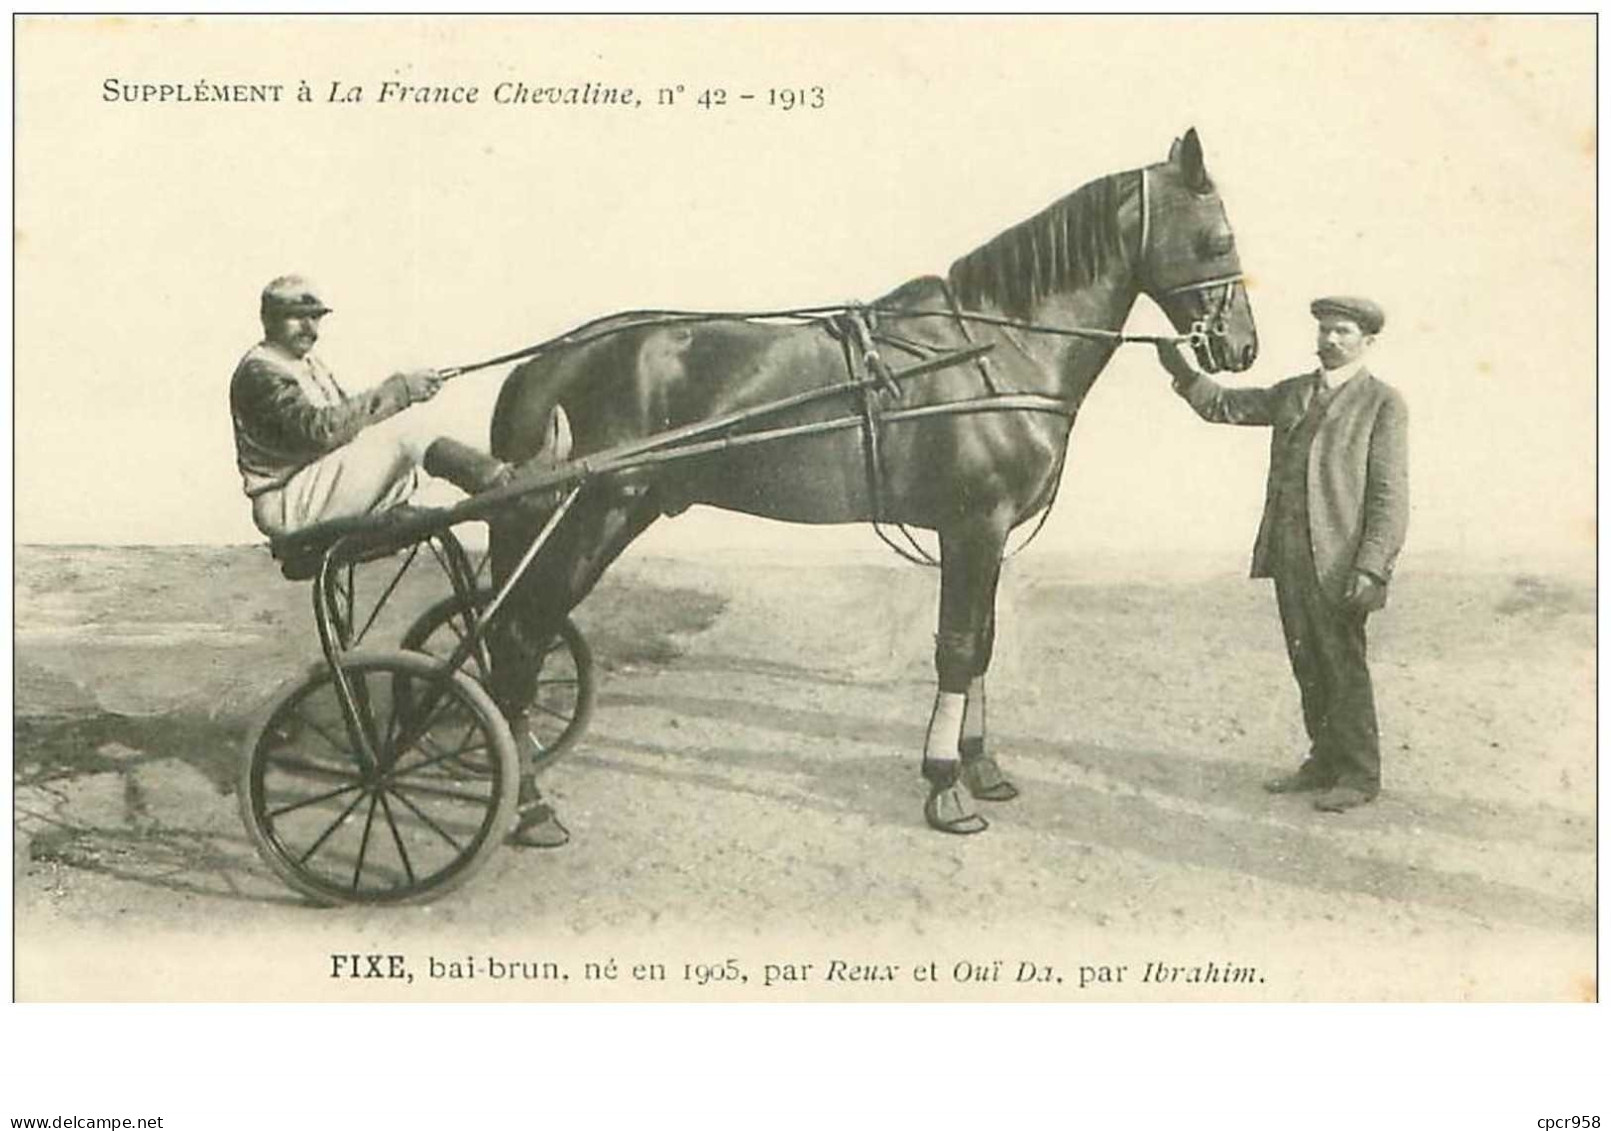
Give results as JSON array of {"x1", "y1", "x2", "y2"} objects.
[{"x1": 11, "y1": 543, "x2": 1596, "y2": 1002}]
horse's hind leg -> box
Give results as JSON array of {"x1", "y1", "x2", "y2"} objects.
[
  {"x1": 487, "y1": 483, "x2": 655, "y2": 700},
  {"x1": 549, "y1": 485, "x2": 662, "y2": 617},
  {"x1": 922, "y1": 513, "x2": 1012, "y2": 834},
  {"x1": 485, "y1": 502, "x2": 586, "y2": 846},
  {"x1": 487, "y1": 484, "x2": 660, "y2": 837}
]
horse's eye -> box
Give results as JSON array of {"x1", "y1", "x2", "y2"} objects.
[{"x1": 1196, "y1": 231, "x2": 1235, "y2": 259}]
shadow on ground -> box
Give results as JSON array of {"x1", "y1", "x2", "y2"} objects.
[
  {"x1": 14, "y1": 711, "x2": 299, "y2": 906},
  {"x1": 590, "y1": 688, "x2": 1595, "y2": 935}
]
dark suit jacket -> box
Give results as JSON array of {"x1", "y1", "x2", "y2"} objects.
[{"x1": 1175, "y1": 367, "x2": 1410, "y2": 603}]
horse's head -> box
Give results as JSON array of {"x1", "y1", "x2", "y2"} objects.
[{"x1": 1139, "y1": 129, "x2": 1258, "y2": 373}]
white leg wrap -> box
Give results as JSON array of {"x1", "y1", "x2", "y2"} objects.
[
  {"x1": 961, "y1": 676, "x2": 987, "y2": 747},
  {"x1": 923, "y1": 691, "x2": 967, "y2": 763}
]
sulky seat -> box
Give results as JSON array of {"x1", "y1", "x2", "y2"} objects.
[{"x1": 269, "y1": 506, "x2": 450, "y2": 582}]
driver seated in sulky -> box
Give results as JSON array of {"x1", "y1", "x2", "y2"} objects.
[
  {"x1": 230, "y1": 274, "x2": 514, "y2": 538},
  {"x1": 229, "y1": 273, "x2": 573, "y2": 849}
]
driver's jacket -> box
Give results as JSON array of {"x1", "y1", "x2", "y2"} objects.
[{"x1": 230, "y1": 341, "x2": 413, "y2": 497}]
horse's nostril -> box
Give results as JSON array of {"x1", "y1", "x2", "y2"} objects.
[{"x1": 1241, "y1": 344, "x2": 1255, "y2": 368}]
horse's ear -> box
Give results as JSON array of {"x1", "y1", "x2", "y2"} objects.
[
  {"x1": 1179, "y1": 127, "x2": 1210, "y2": 193},
  {"x1": 1167, "y1": 135, "x2": 1182, "y2": 163}
]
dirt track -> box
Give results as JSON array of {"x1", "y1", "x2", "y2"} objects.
[{"x1": 12, "y1": 545, "x2": 1596, "y2": 1001}]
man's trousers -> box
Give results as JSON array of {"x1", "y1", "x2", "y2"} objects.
[
  {"x1": 250, "y1": 411, "x2": 434, "y2": 537},
  {"x1": 1273, "y1": 562, "x2": 1382, "y2": 792}
]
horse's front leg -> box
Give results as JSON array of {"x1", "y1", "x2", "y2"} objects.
[
  {"x1": 922, "y1": 514, "x2": 1011, "y2": 834},
  {"x1": 957, "y1": 605, "x2": 1018, "y2": 802}
]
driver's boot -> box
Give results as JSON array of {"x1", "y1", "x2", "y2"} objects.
[{"x1": 423, "y1": 437, "x2": 513, "y2": 495}]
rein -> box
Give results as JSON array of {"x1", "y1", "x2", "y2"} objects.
[
  {"x1": 444, "y1": 168, "x2": 1243, "y2": 381},
  {"x1": 439, "y1": 165, "x2": 1244, "y2": 570},
  {"x1": 441, "y1": 306, "x2": 1191, "y2": 381}
]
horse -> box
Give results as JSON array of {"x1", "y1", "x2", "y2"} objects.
[{"x1": 484, "y1": 128, "x2": 1257, "y2": 836}]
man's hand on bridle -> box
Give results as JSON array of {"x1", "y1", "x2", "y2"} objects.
[{"x1": 1153, "y1": 339, "x2": 1202, "y2": 385}]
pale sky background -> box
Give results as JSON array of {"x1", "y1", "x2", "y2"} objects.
[{"x1": 13, "y1": 16, "x2": 1596, "y2": 574}]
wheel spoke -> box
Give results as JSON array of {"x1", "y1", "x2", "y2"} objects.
[
  {"x1": 391, "y1": 721, "x2": 484, "y2": 782},
  {"x1": 262, "y1": 753, "x2": 363, "y2": 783},
  {"x1": 392, "y1": 756, "x2": 492, "y2": 794},
  {"x1": 354, "y1": 544, "x2": 420, "y2": 647},
  {"x1": 388, "y1": 779, "x2": 499, "y2": 807},
  {"x1": 422, "y1": 720, "x2": 480, "y2": 759},
  {"x1": 433, "y1": 739, "x2": 491, "y2": 758},
  {"x1": 416, "y1": 731, "x2": 493, "y2": 777},
  {"x1": 351, "y1": 791, "x2": 381, "y2": 890},
  {"x1": 395, "y1": 681, "x2": 468, "y2": 751},
  {"x1": 267, "y1": 779, "x2": 365, "y2": 819},
  {"x1": 389, "y1": 671, "x2": 463, "y2": 755},
  {"x1": 292, "y1": 706, "x2": 357, "y2": 760},
  {"x1": 377, "y1": 790, "x2": 417, "y2": 886},
  {"x1": 250, "y1": 647, "x2": 540, "y2": 905},
  {"x1": 531, "y1": 700, "x2": 575, "y2": 724},
  {"x1": 450, "y1": 614, "x2": 494, "y2": 677},
  {"x1": 296, "y1": 788, "x2": 371, "y2": 867},
  {"x1": 384, "y1": 785, "x2": 468, "y2": 853}
]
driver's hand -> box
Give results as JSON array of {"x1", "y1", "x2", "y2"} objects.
[{"x1": 398, "y1": 368, "x2": 444, "y2": 403}]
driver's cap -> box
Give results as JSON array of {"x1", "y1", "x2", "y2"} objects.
[{"x1": 261, "y1": 275, "x2": 333, "y2": 319}]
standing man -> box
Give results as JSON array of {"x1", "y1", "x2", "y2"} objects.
[
  {"x1": 231, "y1": 274, "x2": 571, "y2": 847},
  {"x1": 1156, "y1": 296, "x2": 1409, "y2": 812}
]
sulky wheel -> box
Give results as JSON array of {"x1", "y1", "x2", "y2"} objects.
[
  {"x1": 401, "y1": 590, "x2": 595, "y2": 775},
  {"x1": 239, "y1": 650, "x2": 519, "y2": 906}
]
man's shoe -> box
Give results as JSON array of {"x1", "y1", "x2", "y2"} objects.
[
  {"x1": 1263, "y1": 764, "x2": 1335, "y2": 794},
  {"x1": 1312, "y1": 785, "x2": 1377, "y2": 813}
]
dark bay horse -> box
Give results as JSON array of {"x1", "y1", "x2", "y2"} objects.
[{"x1": 486, "y1": 129, "x2": 1257, "y2": 835}]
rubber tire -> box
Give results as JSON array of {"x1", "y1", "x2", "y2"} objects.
[
  {"x1": 401, "y1": 591, "x2": 596, "y2": 775},
  {"x1": 239, "y1": 650, "x2": 519, "y2": 906}
]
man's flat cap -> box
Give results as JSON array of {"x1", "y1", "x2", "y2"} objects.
[
  {"x1": 261, "y1": 274, "x2": 333, "y2": 317},
  {"x1": 1310, "y1": 295, "x2": 1384, "y2": 334}
]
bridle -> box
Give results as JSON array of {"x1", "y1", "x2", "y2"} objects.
[{"x1": 1137, "y1": 166, "x2": 1245, "y2": 355}]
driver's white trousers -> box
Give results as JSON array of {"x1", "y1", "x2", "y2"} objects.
[{"x1": 250, "y1": 412, "x2": 436, "y2": 538}]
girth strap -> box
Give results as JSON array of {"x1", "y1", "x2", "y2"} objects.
[
  {"x1": 830, "y1": 303, "x2": 1079, "y2": 568},
  {"x1": 835, "y1": 309, "x2": 939, "y2": 566},
  {"x1": 838, "y1": 310, "x2": 933, "y2": 565}
]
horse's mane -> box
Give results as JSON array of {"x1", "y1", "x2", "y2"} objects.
[{"x1": 947, "y1": 172, "x2": 1131, "y2": 320}]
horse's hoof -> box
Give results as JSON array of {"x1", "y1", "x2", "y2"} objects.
[
  {"x1": 924, "y1": 779, "x2": 989, "y2": 836},
  {"x1": 507, "y1": 800, "x2": 570, "y2": 849},
  {"x1": 960, "y1": 753, "x2": 1019, "y2": 803}
]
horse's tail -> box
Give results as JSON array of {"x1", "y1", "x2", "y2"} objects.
[
  {"x1": 490, "y1": 355, "x2": 571, "y2": 465},
  {"x1": 542, "y1": 403, "x2": 573, "y2": 465}
]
